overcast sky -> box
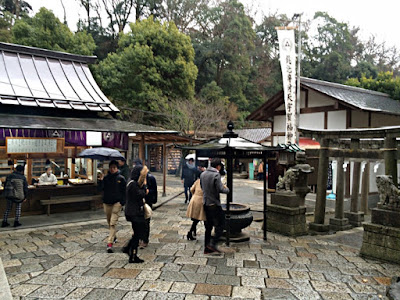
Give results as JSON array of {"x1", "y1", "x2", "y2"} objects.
[{"x1": 28, "y1": 0, "x2": 399, "y2": 50}]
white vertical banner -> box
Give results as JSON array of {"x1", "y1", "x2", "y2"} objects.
[{"x1": 277, "y1": 29, "x2": 297, "y2": 144}]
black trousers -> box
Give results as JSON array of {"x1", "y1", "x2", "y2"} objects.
[
  {"x1": 128, "y1": 220, "x2": 145, "y2": 254},
  {"x1": 204, "y1": 205, "x2": 224, "y2": 248}
]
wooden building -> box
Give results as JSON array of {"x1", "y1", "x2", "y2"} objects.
[
  {"x1": 247, "y1": 76, "x2": 400, "y2": 196},
  {"x1": 0, "y1": 42, "x2": 182, "y2": 215}
]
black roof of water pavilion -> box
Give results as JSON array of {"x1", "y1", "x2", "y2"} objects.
[{"x1": 182, "y1": 122, "x2": 281, "y2": 157}]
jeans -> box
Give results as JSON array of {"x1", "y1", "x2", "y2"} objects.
[
  {"x1": 204, "y1": 205, "x2": 224, "y2": 248},
  {"x1": 184, "y1": 185, "x2": 192, "y2": 201}
]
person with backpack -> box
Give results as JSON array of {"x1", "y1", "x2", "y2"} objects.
[{"x1": 2, "y1": 165, "x2": 28, "y2": 228}]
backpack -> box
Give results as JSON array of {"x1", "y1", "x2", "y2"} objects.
[{"x1": 4, "y1": 178, "x2": 25, "y2": 202}]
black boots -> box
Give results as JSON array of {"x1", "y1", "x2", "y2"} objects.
[
  {"x1": 129, "y1": 248, "x2": 144, "y2": 264},
  {"x1": 1, "y1": 221, "x2": 21, "y2": 228},
  {"x1": 129, "y1": 255, "x2": 144, "y2": 264},
  {"x1": 187, "y1": 231, "x2": 196, "y2": 241}
]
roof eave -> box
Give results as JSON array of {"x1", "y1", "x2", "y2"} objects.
[{"x1": 0, "y1": 42, "x2": 97, "y2": 64}]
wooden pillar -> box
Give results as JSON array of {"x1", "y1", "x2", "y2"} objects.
[
  {"x1": 26, "y1": 155, "x2": 32, "y2": 185},
  {"x1": 384, "y1": 134, "x2": 397, "y2": 186},
  {"x1": 127, "y1": 138, "x2": 133, "y2": 167},
  {"x1": 309, "y1": 138, "x2": 330, "y2": 232},
  {"x1": 162, "y1": 142, "x2": 167, "y2": 197},
  {"x1": 350, "y1": 139, "x2": 361, "y2": 213},
  {"x1": 139, "y1": 134, "x2": 145, "y2": 163},
  {"x1": 360, "y1": 162, "x2": 370, "y2": 214}
]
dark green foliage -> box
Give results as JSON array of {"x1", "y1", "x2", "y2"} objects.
[
  {"x1": 95, "y1": 17, "x2": 197, "y2": 124},
  {"x1": 11, "y1": 7, "x2": 95, "y2": 55}
]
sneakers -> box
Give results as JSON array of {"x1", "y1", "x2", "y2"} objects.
[
  {"x1": 113, "y1": 236, "x2": 118, "y2": 244},
  {"x1": 13, "y1": 221, "x2": 22, "y2": 228},
  {"x1": 204, "y1": 245, "x2": 221, "y2": 254},
  {"x1": 1, "y1": 221, "x2": 10, "y2": 228},
  {"x1": 107, "y1": 243, "x2": 113, "y2": 253}
]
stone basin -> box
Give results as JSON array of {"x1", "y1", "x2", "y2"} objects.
[{"x1": 221, "y1": 203, "x2": 253, "y2": 240}]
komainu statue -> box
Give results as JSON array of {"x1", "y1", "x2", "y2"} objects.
[
  {"x1": 276, "y1": 152, "x2": 314, "y2": 196},
  {"x1": 276, "y1": 169, "x2": 296, "y2": 191},
  {"x1": 376, "y1": 175, "x2": 400, "y2": 208}
]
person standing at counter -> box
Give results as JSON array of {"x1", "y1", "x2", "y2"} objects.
[
  {"x1": 2, "y1": 165, "x2": 28, "y2": 228},
  {"x1": 118, "y1": 160, "x2": 130, "y2": 181},
  {"x1": 99, "y1": 160, "x2": 126, "y2": 253},
  {"x1": 38, "y1": 166, "x2": 57, "y2": 185}
]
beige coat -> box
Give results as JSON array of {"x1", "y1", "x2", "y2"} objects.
[{"x1": 186, "y1": 179, "x2": 206, "y2": 221}]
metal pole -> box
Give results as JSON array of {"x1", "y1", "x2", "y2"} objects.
[
  {"x1": 162, "y1": 142, "x2": 167, "y2": 197},
  {"x1": 226, "y1": 153, "x2": 233, "y2": 247},
  {"x1": 296, "y1": 13, "x2": 302, "y2": 144},
  {"x1": 263, "y1": 153, "x2": 267, "y2": 240}
]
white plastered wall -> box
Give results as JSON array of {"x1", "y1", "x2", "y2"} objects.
[
  {"x1": 299, "y1": 112, "x2": 324, "y2": 129},
  {"x1": 327, "y1": 110, "x2": 346, "y2": 130}
]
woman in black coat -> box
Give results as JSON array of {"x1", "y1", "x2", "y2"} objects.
[{"x1": 124, "y1": 165, "x2": 148, "y2": 263}]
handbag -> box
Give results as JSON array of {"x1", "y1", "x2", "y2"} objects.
[{"x1": 144, "y1": 203, "x2": 152, "y2": 219}]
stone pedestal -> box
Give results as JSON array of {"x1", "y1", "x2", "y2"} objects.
[
  {"x1": 266, "y1": 193, "x2": 307, "y2": 236},
  {"x1": 360, "y1": 208, "x2": 400, "y2": 264},
  {"x1": 308, "y1": 222, "x2": 330, "y2": 233},
  {"x1": 344, "y1": 211, "x2": 364, "y2": 227},
  {"x1": 329, "y1": 217, "x2": 352, "y2": 232}
]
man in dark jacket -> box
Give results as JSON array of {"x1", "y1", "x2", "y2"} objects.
[
  {"x1": 181, "y1": 158, "x2": 197, "y2": 203},
  {"x1": 99, "y1": 160, "x2": 126, "y2": 253},
  {"x1": 118, "y1": 159, "x2": 130, "y2": 181},
  {"x1": 200, "y1": 158, "x2": 229, "y2": 254},
  {"x1": 1, "y1": 165, "x2": 28, "y2": 228}
]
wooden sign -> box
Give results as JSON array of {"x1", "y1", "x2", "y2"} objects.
[{"x1": 6, "y1": 137, "x2": 65, "y2": 154}]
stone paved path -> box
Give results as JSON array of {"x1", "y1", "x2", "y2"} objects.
[{"x1": 1, "y1": 194, "x2": 399, "y2": 300}]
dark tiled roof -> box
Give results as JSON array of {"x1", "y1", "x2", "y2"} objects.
[
  {"x1": 301, "y1": 77, "x2": 400, "y2": 115},
  {"x1": 0, "y1": 113, "x2": 177, "y2": 133},
  {"x1": 0, "y1": 42, "x2": 119, "y2": 112},
  {"x1": 235, "y1": 128, "x2": 272, "y2": 143}
]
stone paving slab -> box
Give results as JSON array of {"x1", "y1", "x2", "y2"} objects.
[{"x1": 1, "y1": 195, "x2": 399, "y2": 299}]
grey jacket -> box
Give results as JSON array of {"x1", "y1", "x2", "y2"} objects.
[{"x1": 200, "y1": 167, "x2": 229, "y2": 206}]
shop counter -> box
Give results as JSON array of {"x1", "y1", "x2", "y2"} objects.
[{"x1": 0, "y1": 184, "x2": 101, "y2": 216}]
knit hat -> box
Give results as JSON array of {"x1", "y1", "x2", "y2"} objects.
[{"x1": 130, "y1": 165, "x2": 143, "y2": 181}]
